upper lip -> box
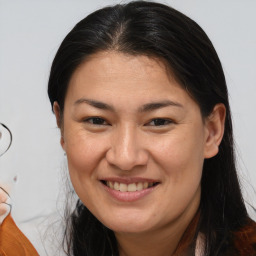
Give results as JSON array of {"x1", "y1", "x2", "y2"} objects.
[{"x1": 99, "y1": 177, "x2": 160, "y2": 184}]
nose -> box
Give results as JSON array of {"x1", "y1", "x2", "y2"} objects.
[{"x1": 106, "y1": 124, "x2": 149, "y2": 171}]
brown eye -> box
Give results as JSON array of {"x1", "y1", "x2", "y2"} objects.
[
  {"x1": 84, "y1": 117, "x2": 108, "y2": 125},
  {"x1": 147, "y1": 119, "x2": 172, "y2": 126}
]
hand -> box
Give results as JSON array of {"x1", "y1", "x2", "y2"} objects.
[{"x1": 0, "y1": 187, "x2": 11, "y2": 225}]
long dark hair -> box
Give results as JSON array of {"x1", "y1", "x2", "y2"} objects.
[{"x1": 48, "y1": 1, "x2": 253, "y2": 255}]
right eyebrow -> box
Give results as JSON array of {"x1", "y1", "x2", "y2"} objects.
[{"x1": 74, "y1": 98, "x2": 114, "y2": 111}]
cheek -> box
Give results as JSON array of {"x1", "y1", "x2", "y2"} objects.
[
  {"x1": 64, "y1": 129, "x2": 107, "y2": 180},
  {"x1": 64, "y1": 133, "x2": 106, "y2": 206},
  {"x1": 148, "y1": 127, "x2": 205, "y2": 198},
  {"x1": 150, "y1": 134, "x2": 204, "y2": 218},
  {"x1": 153, "y1": 130, "x2": 205, "y2": 171}
]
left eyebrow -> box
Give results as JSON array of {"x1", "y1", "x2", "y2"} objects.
[
  {"x1": 138, "y1": 100, "x2": 183, "y2": 112},
  {"x1": 74, "y1": 98, "x2": 114, "y2": 111}
]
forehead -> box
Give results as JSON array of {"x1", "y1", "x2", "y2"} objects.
[
  {"x1": 65, "y1": 51, "x2": 198, "y2": 112},
  {"x1": 75, "y1": 52, "x2": 172, "y2": 78},
  {"x1": 69, "y1": 52, "x2": 179, "y2": 91}
]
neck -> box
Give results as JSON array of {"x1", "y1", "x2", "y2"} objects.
[{"x1": 117, "y1": 229, "x2": 183, "y2": 256}]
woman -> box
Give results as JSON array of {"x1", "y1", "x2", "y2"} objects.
[
  {"x1": 1, "y1": 1, "x2": 254, "y2": 255},
  {"x1": 47, "y1": 1, "x2": 256, "y2": 255}
]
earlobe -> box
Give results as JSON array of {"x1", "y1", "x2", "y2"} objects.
[
  {"x1": 204, "y1": 103, "x2": 226, "y2": 159},
  {"x1": 53, "y1": 101, "x2": 65, "y2": 150}
]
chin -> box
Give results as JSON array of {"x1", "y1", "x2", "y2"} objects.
[
  {"x1": 99, "y1": 213, "x2": 156, "y2": 234},
  {"x1": 109, "y1": 223, "x2": 152, "y2": 234}
]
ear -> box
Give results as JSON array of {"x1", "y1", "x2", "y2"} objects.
[
  {"x1": 204, "y1": 103, "x2": 226, "y2": 159},
  {"x1": 53, "y1": 101, "x2": 65, "y2": 150}
]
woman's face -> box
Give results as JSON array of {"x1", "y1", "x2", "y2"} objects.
[{"x1": 58, "y1": 52, "x2": 218, "y2": 235}]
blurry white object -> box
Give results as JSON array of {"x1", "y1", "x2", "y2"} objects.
[
  {"x1": 0, "y1": 123, "x2": 12, "y2": 157},
  {"x1": 0, "y1": 123, "x2": 12, "y2": 224}
]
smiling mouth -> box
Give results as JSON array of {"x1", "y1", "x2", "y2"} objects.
[{"x1": 101, "y1": 181, "x2": 159, "y2": 192}]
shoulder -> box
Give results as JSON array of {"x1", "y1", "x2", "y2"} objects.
[
  {"x1": 0, "y1": 214, "x2": 39, "y2": 255},
  {"x1": 231, "y1": 218, "x2": 256, "y2": 255}
]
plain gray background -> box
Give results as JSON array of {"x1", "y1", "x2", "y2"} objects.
[{"x1": 0, "y1": 0, "x2": 255, "y2": 247}]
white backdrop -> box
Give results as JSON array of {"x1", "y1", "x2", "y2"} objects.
[{"x1": 0, "y1": 0, "x2": 255, "y2": 252}]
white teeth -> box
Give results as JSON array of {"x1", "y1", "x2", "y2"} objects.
[
  {"x1": 127, "y1": 183, "x2": 137, "y2": 192},
  {"x1": 114, "y1": 182, "x2": 120, "y2": 190},
  {"x1": 105, "y1": 181, "x2": 156, "y2": 192},
  {"x1": 109, "y1": 181, "x2": 114, "y2": 189},
  {"x1": 137, "y1": 182, "x2": 143, "y2": 191},
  {"x1": 119, "y1": 183, "x2": 128, "y2": 192}
]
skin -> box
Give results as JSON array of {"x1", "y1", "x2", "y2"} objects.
[
  {"x1": 54, "y1": 51, "x2": 225, "y2": 256},
  {"x1": 0, "y1": 187, "x2": 9, "y2": 223},
  {"x1": 0, "y1": 189, "x2": 8, "y2": 215}
]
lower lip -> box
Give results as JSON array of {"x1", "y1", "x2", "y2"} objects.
[{"x1": 101, "y1": 182, "x2": 157, "y2": 202}]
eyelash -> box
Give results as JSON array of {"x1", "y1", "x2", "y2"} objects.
[
  {"x1": 146, "y1": 118, "x2": 174, "y2": 127},
  {"x1": 83, "y1": 117, "x2": 173, "y2": 127},
  {"x1": 83, "y1": 117, "x2": 109, "y2": 125}
]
